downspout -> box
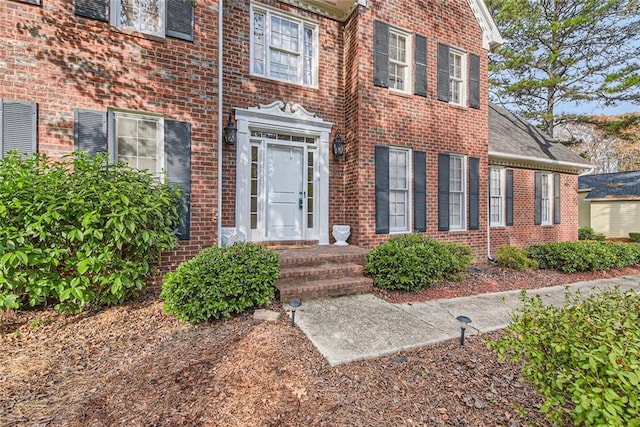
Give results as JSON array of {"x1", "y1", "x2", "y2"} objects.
[
  {"x1": 217, "y1": 0, "x2": 223, "y2": 246},
  {"x1": 487, "y1": 191, "x2": 495, "y2": 262}
]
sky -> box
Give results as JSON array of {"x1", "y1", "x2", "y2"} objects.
[{"x1": 557, "y1": 101, "x2": 640, "y2": 116}]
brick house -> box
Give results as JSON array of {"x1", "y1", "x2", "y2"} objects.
[{"x1": 1, "y1": 0, "x2": 589, "y2": 272}]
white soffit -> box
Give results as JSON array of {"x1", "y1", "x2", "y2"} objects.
[
  {"x1": 467, "y1": 0, "x2": 504, "y2": 50},
  {"x1": 279, "y1": 0, "x2": 363, "y2": 21}
]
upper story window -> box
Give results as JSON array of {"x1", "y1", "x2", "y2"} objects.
[
  {"x1": 112, "y1": 0, "x2": 166, "y2": 38},
  {"x1": 489, "y1": 167, "x2": 505, "y2": 227},
  {"x1": 251, "y1": 4, "x2": 318, "y2": 87},
  {"x1": 111, "y1": 111, "x2": 164, "y2": 174},
  {"x1": 437, "y1": 44, "x2": 479, "y2": 108},
  {"x1": 388, "y1": 28, "x2": 411, "y2": 93},
  {"x1": 449, "y1": 154, "x2": 466, "y2": 230},
  {"x1": 449, "y1": 50, "x2": 465, "y2": 105}
]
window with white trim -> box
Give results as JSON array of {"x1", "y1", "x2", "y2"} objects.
[
  {"x1": 112, "y1": 111, "x2": 164, "y2": 174},
  {"x1": 449, "y1": 49, "x2": 465, "y2": 105},
  {"x1": 449, "y1": 154, "x2": 466, "y2": 230},
  {"x1": 388, "y1": 28, "x2": 411, "y2": 93},
  {"x1": 111, "y1": 0, "x2": 166, "y2": 38},
  {"x1": 541, "y1": 172, "x2": 552, "y2": 225},
  {"x1": 489, "y1": 167, "x2": 505, "y2": 226},
  {"x1": 389, "y1": 147, "x2": 411, "y2": 232},
  {"x1": 251, "y1": 5, "x2": 317, "y2": 87}
]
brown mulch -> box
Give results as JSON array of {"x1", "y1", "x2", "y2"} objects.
[{"x1": 2, "y1": 266, "x2": 638, "y2": 426}]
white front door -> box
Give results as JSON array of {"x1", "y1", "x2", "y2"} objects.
[{"x1": 266, "y1": 144, "x2": 304, "y2": 239}]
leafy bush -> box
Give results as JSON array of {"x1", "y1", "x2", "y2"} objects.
[
  {"x1": 578, "y1": 226, "x2": 606, "y2": 241},
  {"x1": 0, "y1": 152, "x2": 182, "y2": 312},
  {"x1": 629, "y1": 232, "x2": 640, "y2": 242},
  {"x1": 489, "y1": 289, "x2": 640, "y2": 426},
  {"x1": 161, "y1": 243, "x2": 280, "y2": 323},
  {"x1": 495, "y1": 246, "x2": 538, "y2": 270},
  {"x1": 527, "y1": 241, "x2": 640, "y2": 273},
  {"x1": 364, "y1": 234, "x2": 473, "y2": 291}
]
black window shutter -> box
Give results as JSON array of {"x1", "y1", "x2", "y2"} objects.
[
  {"x1": 438, "y1": 153, "x2": 450, "y2": 231},
  {"x1": 165, "y1": 120, "x2": 191, "y2": 241},
  {"x1": 373, "y1": 21, "x2": 389, "y2": 88},
  {"x1": 468, "y1": 157, "x2": 479, "y2": 230},
  {"x1": 414, "y1": 35, "x2": 427, "y2": 97},
  {"x1": 413, "y1": 151, "x2": 426, "y2": 232},
  {"x1": 375, "y1": 146, "x2": 390, "y2": 234},
  {"x1": 506, "y1": 169, "x2": 514, "y2": 226},
  {"x1": 74, "y1": 109, "x2": 107, "y2": 156},
  {"x1": 1, "y1": 99, "x2": 37, "y2": 158},
  {"x1": 554, "y1": 173, "x2": 561, "y2": 224},
  {"x1": 534, "y1": 172, "x2": 542, "y2": 225},
  {"x1": 167, "y1": 0, "x2": 194, "y2": 41},
  {"x1": 469, "y1": 53, "x2": 480, "y2": 109},
  {"x1": 74, "y1": 0, "x2": 109, "y2": 21},
  {"x1": 437, "y1": 44, "x2": 450, "y2": 102}
]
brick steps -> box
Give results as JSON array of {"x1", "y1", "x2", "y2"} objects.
[
  {"x1": 275, "y1": 246, "x2": 373, "y2": 301},
  {"x1": 277, "y1": 277, "x2": 374, "y2": 301},
  {"x1": 278, "y1": 263, "x2": 364, "y2": 284}
]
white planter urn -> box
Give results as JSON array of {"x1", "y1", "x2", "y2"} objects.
[{"x1": 332, "y1": 225, "x2": 351, "y2": 246}]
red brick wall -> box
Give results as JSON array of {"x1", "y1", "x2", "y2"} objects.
[
  {"x1": 489, "y1": 169, "x2": 579, "y2": 255},
  {"x1": 0, "y1": 0, "x2": 220, "y2": 271},
  {"x1": 345, "y1": 0, "x2": 490, "y2": 259},
  {"x1": 2, "y1": 0, "x2": 581, "y2": 271},
  {"x1": 220, "y1": 0, "x2": 345, "y2": 229}
]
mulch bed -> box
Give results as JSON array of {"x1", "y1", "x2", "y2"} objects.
[{"x1": 2, "y1": 265, "x2": 638, "y2": 426}]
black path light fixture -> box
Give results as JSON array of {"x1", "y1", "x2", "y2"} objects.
[
  {"x1": 332, "y1": 130, "x2": 345, "y2": 157},
  {"x1": 288, "y1": 299, "x2": 302, "y2": 326},
  {"x1": 456, "y1": 315, "x2": 472, "y2": 346},
  {"x1": 223, "y1": 110, "x2": 237, "y2": 146}
]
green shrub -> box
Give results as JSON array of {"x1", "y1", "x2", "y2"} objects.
[
  {"x1": 364, "y1": 234, "x2": 473, "y2": 291},
  {"x1": 629, "y1": 232, "x2": 640, "y2": 242},
  {"x1": 527, "y1": 241, "x2": 640, "y2": 273},
  {"x1": 578, "y1": 226, "x2": 606, "y2": 241},
  {"x1": 495, "y1": 246, "x2": 538, "y2": 270},
  {"x1": 161, "y1": 243, "x2": 280, "y2": 323},
  {"x1": 0, "y1": 152, "x2": 182, "y2": 312},
  {"x1": 489, "y1": 289, "x2": 640, "y2": 426}
]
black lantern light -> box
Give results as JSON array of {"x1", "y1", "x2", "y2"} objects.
[
  {"x1": 332, "y1": 130, "x2": 344, "y2": 157},
  {"x1": 456, "y1": 315, "x2": 472, "y2": 346},
  {"x1": 223, "y1": 111, "x2": 237, "y2": 146}
]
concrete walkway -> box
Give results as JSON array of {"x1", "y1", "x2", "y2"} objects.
[{"x1": 288, "y1": 275, "x2": 640, "y2": 366}]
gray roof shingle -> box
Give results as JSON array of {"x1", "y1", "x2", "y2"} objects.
[
  {"x1": 579, "y1": 171, "x2": 640, "y2": 199},
  {"x1": 489, "y1": 103, "x2": 591, "y2": 168}
]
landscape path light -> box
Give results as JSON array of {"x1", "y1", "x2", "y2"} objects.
[
  {"x1": 288, "y1": 299, "x2": 302, "y2": 327},
  {"x1": 455, "y1": 315, "x2": 472, "y2": 346}
]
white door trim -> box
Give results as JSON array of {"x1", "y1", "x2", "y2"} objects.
[{"x1": 234, "y1": 101, "x2": 332, "y2": 245}]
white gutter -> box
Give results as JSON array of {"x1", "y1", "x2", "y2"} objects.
[
  {"x1": 217, "y1": 0, "x2": 223, "y2": 246},
  {"x1": 488, "y1": 151, "x2": 593, "y2": 173}
]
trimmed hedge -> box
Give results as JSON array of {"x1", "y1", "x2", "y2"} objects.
[
  {"x1": 490, "y1": 289, "x2": 640, "y2": 426},
  {"x1": 364, "y1": 234, "x2": 473, "y2": 291},
  {"x1": 161, "y1": 243, "x2": 280, "y2": 323},
  {"x1": 578, "y1": 226, "x2": 606, "y2": 241},
  {"x1": 0, "y1": 152, "x2": 182, "y2": 312},
  {"x1": 527, "y1": 241, "x2": 640, "y2": 273},
  {"x1": 496, "y1": 246, "x2": 538, "y2": 270}
]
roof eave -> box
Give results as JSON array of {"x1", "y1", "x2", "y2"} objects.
[{"x1": 489, "y1": 151, "x2": 593, "y2": 175}]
